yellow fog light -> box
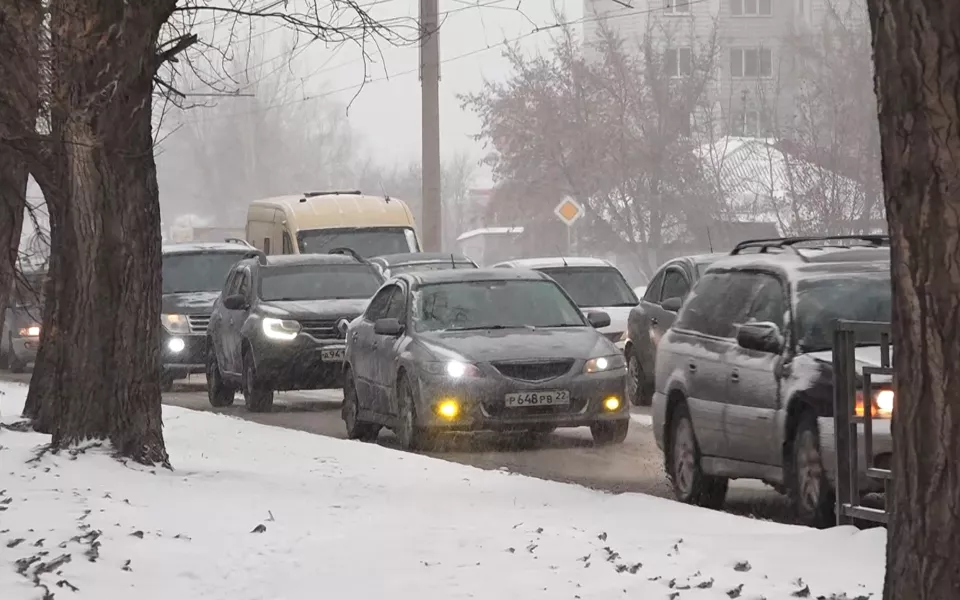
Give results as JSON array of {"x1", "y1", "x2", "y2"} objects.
[
  {"x1": 436, "y1": 399, "x2": 460, "y2": 419},
  {"x1": 603, "y1": 396, "x2": 621, "y2": 412}
]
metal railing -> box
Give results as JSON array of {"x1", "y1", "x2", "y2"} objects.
[{"x1": 832, "y1": 319, "x2": 893, "y2": 526}]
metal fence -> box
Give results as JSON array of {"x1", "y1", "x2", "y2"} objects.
[{"x1": 832, "y1": 319, "x2": 893, "y2": 526}]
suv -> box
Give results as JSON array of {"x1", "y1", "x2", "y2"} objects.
[
  {"x1": 652, "y1": 236, "x2": 892, "y2": 527},
  {"x1": 1, "y1": 267, "x2": 46, "y2": 373},
  {"x1": 623, "y1": 253, "x2": 725, "y2": 406},
  {"x1": 205, "y1": 253, "x2": 385, "y2": 412},
  {"x1": 492, "y1": 258, "x2": 638, "y2": 345},
  {"x1": 160, "y1": 242, "x2": 264, "y2": 391}
]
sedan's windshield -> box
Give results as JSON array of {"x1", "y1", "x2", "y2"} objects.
[
  {"x1": 162, "y1": 253, "x2": 248, "y2": 294},
  {"x1": 412, "y1": 279, "x2": 585, "y2": 332},
  {"x1": 796, "y1": 273, "x2": 891, "y2": 352},
  {"x1": 260, "y1": 264, "x2": 383, "y2": 301},
  {"x1": 299, "y1": 227, "x2": 419, "y2": 258},
  {"x1": 538, "y1": 267, "x2": 638, "y2": 307}
]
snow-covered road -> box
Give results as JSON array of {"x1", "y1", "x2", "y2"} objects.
[{"x1": 0, "y1": 381, "x2": 884, "y2": 599}]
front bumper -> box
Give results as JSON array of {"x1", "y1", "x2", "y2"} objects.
[
  {"x1": 10, "y1": 335, "x2": 39, "y2": 363},
  {"x1": 415, "y1": 368, "x2": 628, "y2": 431},
  {"x1": 818, "y1": 416, "x2": 893, "y2": 494},
  {"x1": 252, "y1": 335, "x2": 346, "y2": 390},
  {"x1": 160, "y1": 333, "x2": 207, "y2": 378}
]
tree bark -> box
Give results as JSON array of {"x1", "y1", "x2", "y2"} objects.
[
  {"x1": 21, "y1": 0, "x2": 177, "y2": 465},
  {"x1": 866, "y1": 2, "x2": 960, "y2": 599},
  {"x1": 0, "y1": 150, "x2": 28, "y2": 335}
]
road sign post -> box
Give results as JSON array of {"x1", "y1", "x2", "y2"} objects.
[{"x1": 554, "y1": 197, "x2": 584, "y2": 252}]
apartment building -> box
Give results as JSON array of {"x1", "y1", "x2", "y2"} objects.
[{"x1": 583, "y1": 0, "x2": 826, "y2": 137}]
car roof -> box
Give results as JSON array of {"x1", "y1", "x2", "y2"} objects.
[
  {"x1": 403, "y1": 267, "x2": 549, "y2": 286},
  {"x1": 370, "y1": 252, "x2": 473, "y2": 266},
  {"x1": 162, "y1": 242, "x2": 259, "y2": 256},
  {"x1": 259, "y1": 254, "x2": 363, "y2": 268},
  {"x1": 493, "y1": 257, "x2": 614, "y2": 269},
  {"x1": 707, "y1": 250, "x2": 890, "y2": 281}
]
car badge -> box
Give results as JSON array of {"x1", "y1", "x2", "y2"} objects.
[{"x1": 337, "y1": 318, "x2": 351, "y2": 337}]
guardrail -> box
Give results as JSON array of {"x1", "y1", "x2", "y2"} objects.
[{"x1": 832, "y1": 319, "x2": 893, "y2": 526}]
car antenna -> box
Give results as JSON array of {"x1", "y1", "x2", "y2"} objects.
[
  {"x1": 706, "y1": 226, "x2": 714, "y2": 253},
  {"x1": 450, "y1": 253, "x2": 457, "y2": 269},
  {"x1": 378, "y1": 180, "x2": 391, "y2": 202},
  {"x1": 556, "y1": 246, "x2": 568, "y2": 267}
]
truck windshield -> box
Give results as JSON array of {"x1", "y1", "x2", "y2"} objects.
[
  {"x1": 162, "y1": 252, "x2": 248, "y2": 294},
  {"x1": 298, "y1": 227, "x2": 419, "y2": 258}
]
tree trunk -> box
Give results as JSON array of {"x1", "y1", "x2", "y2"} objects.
[
  {"x1": 23, "y1": 0, "x2": 176, "y2": 465},
  {"x1": 867, "y1": 2, "x2": 960, "y2": 599},
  {"x1": 0, "y1": 150, "x2": 27, "y2": 338}
]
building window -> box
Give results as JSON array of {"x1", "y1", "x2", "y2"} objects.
[
  {"x1": 664, "y1": 47, "x2": 693, "y2": 78},
  {"x1": 734, "y1": 110, "x2": 773, "y2": 137},
  {"x1": 665, "y1": 0, "x2": 691, "y2": 14},
  {"x1": 730, "y1": 0, "x2": 772, "y2": 16},
  {"x1": 730, "y1": 47, "x2": 773, "y2": 78}
]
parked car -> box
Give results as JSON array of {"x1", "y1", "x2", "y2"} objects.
[
  {"x1": 651, "y1": 235, "x2": 892, "y2": 527},
  {"x1": 206, "y1": 252, "x2": 385, "y2": 412},
  {"x1": 341, "y1": 268, "x2": 630, "y2": 449},
  {"x1": 369, "y1": 252, "x2": 478, "y2": 279},
  {"x1": 491, "y1": 257, "x2": 638, "y2": 346},
  {"x1": 160, "y1": 242, "x2": 264, "y2": 391},
  {"x1": 623, "y1": 253, "x2": 726, "y2": 406},
  {"x1": 0, "y1": 268, "x2": 46, "y2": 373}
]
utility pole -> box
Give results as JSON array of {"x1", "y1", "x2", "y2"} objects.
[{"x1": 420, "y1": 0, "x2": 442, "y2": 251}]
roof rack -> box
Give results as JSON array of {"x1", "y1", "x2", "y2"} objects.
[
  {"x1": 730, "y1": 235, "x2": 889, "y2": 258},
  {"x1": 225, "y1": 237, "x2": 257, "y2": 249},
  {"x1": 328, "y1": 247, "x2": 369, "y2": 264},
  {"x1": 300, "y1": 190, "x2": 362, "y2": 202}
]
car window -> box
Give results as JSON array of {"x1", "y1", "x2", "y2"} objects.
[
  {"x1": 660, "y1": 268, "x2": 690, "y2": 302},
  {"x1": 384, "y1": 285, "x2": 407, "y2": 320},
  {"x1": 744, "y1": 273, "x2": 786, "y2": 330},
  {"x1": 162, "y1": 252, "x2": 248, "y2": 294},
  {"x1": 259, "y1": 264, "x2": 383, "y2": 301},
  {"x1": 675, "y1": 271, "x2": 755, "y2": 338},
  {"x1": 365, "y1": 286, "x2": 396, "y2": 321},
  {"x1": 282, "y1": 232, "x2": 294, "y2": 255},
  {"x1": 795, "y1": 273, "x2": 891, "y2": 352},
  {"x1": 643, "y1": 269, "x2": 666, "y2": 304}
]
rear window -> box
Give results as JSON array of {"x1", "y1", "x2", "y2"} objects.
[
  {"x1": 795, "y1": 273, "x2": 891, "y2": 351},
  {"x1": 260, "y1": 264, "x2": 383, "y2": 301},
  {"x1": 538, "y1": 267, "x2": 638, "y2": 308}
]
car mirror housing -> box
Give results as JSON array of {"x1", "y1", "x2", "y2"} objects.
[
  {"x1": 736, "y1": 322, "x2": 784, "y2": 354},
  {"x1": 586, "y1": 311, "x2": 611, "y2": 329},
  {"x1": 223, "y1": 294, "x2": 248, "y2": 311},
  {"x1": 661, "y1": 297, "x2": 683, "y2": 312},
  {"x1": 374, "y1": 318, "x2": 403, "y2": 336}
]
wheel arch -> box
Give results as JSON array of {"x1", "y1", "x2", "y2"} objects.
[
  {"x1": 782, "y1": 392, "x2": 818, "y2": 464},
  {"x1": 662, "y1": 388, "x2": 689, "y2": 471}
]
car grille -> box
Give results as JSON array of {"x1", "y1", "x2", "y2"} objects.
[
  {"x1": 187, "y1": 314, "x2": 211, "y2": 335},
  {"x1": 492, "y1": 359, "x2": 574, "y2": 382},
  {"x1": 300, "y1": 319, "x2": 343, "y2": 340}
]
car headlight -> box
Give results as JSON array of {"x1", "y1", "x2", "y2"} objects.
[
  {"x1": 856, "y1": 389, "x2": 894, "y2": 418},
  {"x1": 262, "y1": 317, "x2": 301, "y2": 341},
  {"x1": 584, "y1": 354, "x2": 627, "y2": 374},
  {"x1": 18, "y1": 325, "x2": 40, "y2": 337},
  {"x1": 161, "y1": 314, "x2": 190, "y2": 334},
  {"x1": 423, "y1": 360, "x2": 482, "y2": 378}
]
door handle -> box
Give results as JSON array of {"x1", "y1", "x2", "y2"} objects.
[
  {"x1": 687, "y1": 362, "x2": 697, "y2": 372},
  {"x1": 650, "y1": 317, "x2": 659, "y2": 326},
  {"x1": 730, "y1": 370, "x2": 740, "y2": 383}
]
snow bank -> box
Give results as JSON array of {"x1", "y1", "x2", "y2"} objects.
[{"x1": 0, "y1": 381, "x2": 883, "y2": 599}]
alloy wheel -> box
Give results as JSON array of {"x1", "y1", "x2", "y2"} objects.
[{"x1": 672, "y1": 417, "x2": 696, "y2": 498}]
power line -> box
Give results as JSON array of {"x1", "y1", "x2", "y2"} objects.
[{"x1": 176, "y1": 0, "x2": 708, "y2": 125}]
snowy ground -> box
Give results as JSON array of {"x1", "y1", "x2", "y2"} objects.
[{"x1": 0, "y1": 382, "x2": 882, "y2": 600}]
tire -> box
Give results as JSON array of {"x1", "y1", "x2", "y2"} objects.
[
  {"x1": 395, "y1": 375, "x2": 430, "y2": 451},
  {"x1": 242, "y1": 349, "x2": 274, "y2": 413},
  {"x1": 342, "y1": 371, "x2": 380, "y2": 442},
  {"x1": 206, "y1": 347, "x2": 236, "y2": 408},
  {"x1": 591, "y1": 419, "x2": 630, "y2": 445},
  {"x1": 626, "y1": 351, "x2": 650, "y2": 407},
  {"x1": 788, "y1": 412, "x2": 836, "y2": 528},
  {"x1": 666, "y1": 402, "x2": 728, "y2": 509}
]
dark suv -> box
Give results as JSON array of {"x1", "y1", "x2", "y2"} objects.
[
  {"x1": 651, "y1": 236, "x2": 892, "y2": 527},
  {"x1": 205, "y1": 253, "x2": 385, "y2": 412},
  {"x1": 160, "y1": 242, "x2": 264, "y2": 390}
]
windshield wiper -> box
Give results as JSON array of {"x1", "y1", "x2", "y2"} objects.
[{"x1": 448, "y1": 324, "x2": 531, "y2": 332}]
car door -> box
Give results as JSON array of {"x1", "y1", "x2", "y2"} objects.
[
  {"x1": 222, "y1": 267, "x2": 253, "y2": 374},
  {"x1": 372, "y1": 283, "x2": 409, "y2": 414},
  {"x1": 723, "y1": 271, "x2": 789, "y2": 466},
  {"x1": 657, "y1": 265, "x2": 692, "y2": 332},
  {"x1": 351, "y1": 285, "x2": 394, "y2": 404},
  {"x1": 209, "y1": 268, "x2": 239, "y2": 369}
]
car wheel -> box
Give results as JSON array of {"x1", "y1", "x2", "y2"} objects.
[
  {"x1": 206, "y1": 347, "x2": 236, "y2": 407},
  {"x1": 666, "y1": 402, "x2": 728, "y2": 508},
  {"x1": 342, "y1": 371, "x2": 380, "y2": 442},
  {"x1": 591, "y1": 419, "x2": 629, "y2": 445},
  {"x1": 395, "y1": 374, "x2": 429, "y2": 451},
  {"x1": 788, "y1": 412, "x2": 835, "y2": 528},
  {"x1": 160, "y1": 372, "x2": 175, "y2": 393},
  {"x1": 626, "y1": 352, "x2": 650, "y2": 407},
  {"x1": 242, "y1": 349, "x2": 274, "y2": 413}
]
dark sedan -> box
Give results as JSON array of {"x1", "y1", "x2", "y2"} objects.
[{"x1": 341, "y1": 269, "x2": 630, "y2": 450}]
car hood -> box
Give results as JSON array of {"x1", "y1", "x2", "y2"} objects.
[
  {"x1": 418, "y1": 327, "x2": 614, "y2": 363},
  {"x1": 808, "y1": 345, "x2": 893, "y2": 381},
  {"x1": 260, "y1": 298, "x2": 370, "y2": 320},
  {"x1": 162, "y1": 291, "x2": 221, "y2": 315}
]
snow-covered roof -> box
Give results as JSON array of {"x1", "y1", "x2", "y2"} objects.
[
  {"x1": 456, "y1": 227, "x2": 525, "y2": 242},
  {"x1": 493, "y1": 257, "x2": 614, "y2": 269}
]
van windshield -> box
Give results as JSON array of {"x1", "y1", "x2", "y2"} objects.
[{"x1": 299, "y1": 227, "x2": 419, "y2": 258}]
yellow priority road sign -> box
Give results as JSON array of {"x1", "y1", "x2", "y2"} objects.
[{"x1": 554, "y1": 197, "x2": 583, "y2": 226}]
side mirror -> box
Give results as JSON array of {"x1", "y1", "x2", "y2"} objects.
[
  {"x1": 661, "y1": 297, "x2": 683, "y2": 312},
  {"x1": 222, "y1": 294, "x2": 248, "y2": 311},
  {"x1": 736, "y1": 322, "x2": 784, "y2": 354},
  {"x1": 374, "y1": 317, "x2": 403, "y2": 336},
  {"x1": 586, "y1": 311, "x2": 611, "y2": 329}
]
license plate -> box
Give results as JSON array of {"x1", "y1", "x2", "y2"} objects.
[
  {"x1": 320, "y1": 347, "x2": 345, "y2": 362},
  {"x1": 504, "y1": 390, "x2": 570, "y2": 408}
]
